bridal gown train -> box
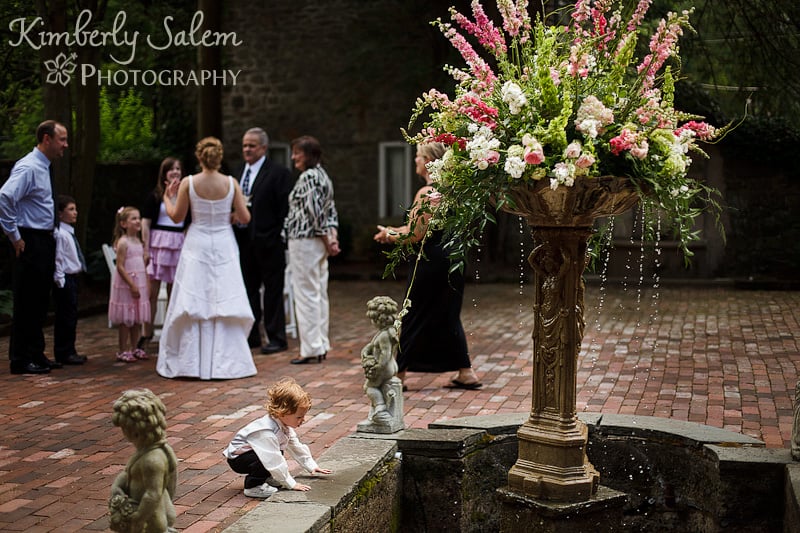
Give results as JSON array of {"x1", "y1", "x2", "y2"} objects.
[{"x1": 157, "y1": 175, "x2": 257, "y2": 379}]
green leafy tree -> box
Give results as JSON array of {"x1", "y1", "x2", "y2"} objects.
[{"x1": 98, "y1": 87, "x2": 158, "y2": 162}]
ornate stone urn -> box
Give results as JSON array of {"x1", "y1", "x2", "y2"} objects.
[{"x1": 501, "y1": 176, "x2": 640, "y2": 502}]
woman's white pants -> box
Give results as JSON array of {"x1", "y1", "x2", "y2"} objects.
[{"x1": 288, "y1": 237, "x2": 330, "y2": 358}]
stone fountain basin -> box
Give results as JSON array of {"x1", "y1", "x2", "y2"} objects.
[{"x1": 223, "y1": 413, "x2": 797, "y2": 532}]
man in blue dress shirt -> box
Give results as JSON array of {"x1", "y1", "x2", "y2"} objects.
[{"x1": 0, "y1": 120, "x2": 69, "y2": 374}]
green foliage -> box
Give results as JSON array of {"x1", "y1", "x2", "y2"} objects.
[
  {"x1": 98, "y1": 87, "x2": 159, "y2": 162},
  {"x1": 0, "y1": 289, "x2": 12, "y2": 318},
  {"x1": 0, "y1": 87, "x2": 43, "y2": 159}
]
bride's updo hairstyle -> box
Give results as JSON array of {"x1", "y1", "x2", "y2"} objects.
[{"x1": 196, "y1": 136, "x2": 224, "y2": 171}]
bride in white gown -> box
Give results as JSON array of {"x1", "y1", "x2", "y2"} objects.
[{"x1": 156, "y1": 136, "x2": 257, "y2": 380}]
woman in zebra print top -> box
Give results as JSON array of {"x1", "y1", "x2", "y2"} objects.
[{"x1": 284, "y1": 136, "x2": 340, "y2": 364}]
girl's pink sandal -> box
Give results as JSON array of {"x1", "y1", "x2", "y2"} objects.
[
  {"x1": 116, "y1": 351, "x2": 136, "y2": 363},
  {"x1": 132, "y1": 349, "x2": 149, "y2": 360}
]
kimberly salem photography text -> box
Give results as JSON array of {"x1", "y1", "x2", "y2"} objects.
[{"x1": 8, "y1": 9, "x2": 244, "y2": 87}]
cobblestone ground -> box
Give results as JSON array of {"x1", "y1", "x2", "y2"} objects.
[{"x1": 0, "y1": 280, "x2": 798, "y2": 532}]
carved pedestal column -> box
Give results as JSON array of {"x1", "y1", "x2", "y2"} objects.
[
  {"x1": 507, "y1": 226, "x2": 598, "y2": 500},
  {"x1": 502, "y1": 177, "x2": 640, "y2": 502}
]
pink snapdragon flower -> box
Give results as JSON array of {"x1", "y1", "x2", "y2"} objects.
[
  {"x1": 456, "y1": 93, "x2": 499, "y2": 129},
  {"x1": 431, "y1": 132, "x2": 467, "y2": 151},
  {"x1": 451, "y1": 1, "x2": 507, "y2": 57},
  {"x1": 637, "y1": 10, "x2": 689, "y2": 92},
  {"x1": 441, "y1": 23, "x2": 498, "y2": 93},
  {"x1": 609, "y1": 128, "x2": 636, "y2": 155},
  {"x1": 576, "y1": 153, "x2": 596, "y2": 168},
  {"x1": 568, "y1": 45, "x2": 593, "y2": 78},
  {"x1": 564, "y1": 140, "x2": 595, "y2": 170},
  {"x1": 627, "y1": 0, "x2": 653, "y2": 32},
  {"x1": 630, "y1": 141, "x2": 649, "y2": 159},
  {"x1": 609, "y1": 129, "x2": 648, "y2": 159},
  {"x1": 422, "y1": 89, "x2": 453, "y2": 111},
  {"x1": 497, "y1": 0, "x2": 531, "y2": 39},
  {"x1": 521, "y1": 133, "x2": 544, "y2": 165},
  {"x1": 675, "y1": 121, "x2": 716, "y2": 141},
  {"x1": 549, "y1": 67, "x2": 561, "y2": 86}
]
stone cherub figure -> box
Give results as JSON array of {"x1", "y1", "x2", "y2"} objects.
[
  {"x1": 109, "y1": 389, "x2": 178, "y2": 533},
  {"x1": 357, "y1": 296, "x2": 404, "y2": 434}
]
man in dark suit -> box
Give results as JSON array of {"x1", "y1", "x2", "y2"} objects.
[{"x1": 233, "y1": 127, "x2": 291, "y2": 354}]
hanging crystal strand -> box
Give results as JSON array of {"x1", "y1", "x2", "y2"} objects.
[
  {"x1": 648, "y1": 211, "x2": 662, "y2": 351},
  {"x1": 469, "y1": 230, "x2": 484, "y2": 342},
  {"x1": 589, "y1": 217, "x2": 615, "y2": 360},
  {"x1": 630, "y1": 207, "x2": 647, "y2": 363},
  {"x1": 637, "y1": 207, "x2": 646, "y2": 311},
  {"x1": 518, "y1": 216, "x2": 526, "y2": 330},
  {"x1": 621, "y1": 206, "x2": 639, "y2": 309}
]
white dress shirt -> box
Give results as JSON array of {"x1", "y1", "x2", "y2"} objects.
[
  {"x1": 53, "y1": 223, "x2": 83, "y2": 288},
  {"x1": 223, "y1": 414, "x2": 318, "y2": 489}
]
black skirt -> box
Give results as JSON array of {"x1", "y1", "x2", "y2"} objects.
[{"x1": 396, "y1": 231, "x2": 471, "y2": 373}]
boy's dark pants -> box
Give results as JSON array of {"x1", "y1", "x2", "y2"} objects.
[
  {"x1": 228, "y1": 450, "x2": 274, "y2": 489},
  {"x1": 54, "y1": 274, "x2": 79, "y2": 360}
]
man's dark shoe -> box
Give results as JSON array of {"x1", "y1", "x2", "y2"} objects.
[
  {"x1": 261, "y1": 343, "x2": 288, "y2": 355},
  {"x1": 39, "y1": 357, "x2": 62, "y2": 369},
  {"x1": 57, "y1": 354, "x2": 88, "y2": 365},
  {"x1": 10, "y1": 362, "x2": 51, "y2": 375},
  {"x1": 248, "y1": 335, "x2": 262, "y2": 349}
]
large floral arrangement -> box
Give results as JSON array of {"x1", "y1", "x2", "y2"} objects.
[{"x1": 398, "y1": 0, "x2": 724, "y2": 271}]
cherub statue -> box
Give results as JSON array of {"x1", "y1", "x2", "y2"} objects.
[
  {"x1": 109, "y1": 389, "x2": 178, "y2": 533},
  {"x1": 358, "y1": 296, "x2": 404, "y2": 433}
]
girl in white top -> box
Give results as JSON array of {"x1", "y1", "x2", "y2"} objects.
[{"x1": 224, "y1": 378, "x2": 332, "y2": 498}]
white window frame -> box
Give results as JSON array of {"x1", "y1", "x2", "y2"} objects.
[{"x1": 378, "y1": 142, "x2": 413, "y2": 218}]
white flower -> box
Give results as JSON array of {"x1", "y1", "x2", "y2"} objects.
[
  {"x1": 505, "y1": 156, "x2": 526, "y2": 179},
  {"x1": 466, "y1": 126, "x2": 501, "y2": 169},
  {"x1": 553, "y1": 162, "x2": 573, "y2": 182},
  {"x1": 564, "y1": 141, "x2": 582, "y2": 159},
  {"x1": 575, "y1": 95, "x2": 614, "y2": 138},
  {"x1": 670, "y1": 184, "x2": 690, "y2": 198},
  {"x1": 575, "y1": 119, "x2": 601, "y2": 139},
  {"x1": 501, "y1": 81, "x2": 527, "y2": 114},
  {"x1": 427, "y1": 158, "x2": 446, "y2": 182}
]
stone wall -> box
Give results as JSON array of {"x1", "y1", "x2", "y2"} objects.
[{"x1": 218, "y1": 0, "x2": 462, "y2": 260}]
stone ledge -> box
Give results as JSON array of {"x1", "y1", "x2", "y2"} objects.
[
  {"x1": 431, "y1": 412, "x2": 765, "y2": 448},
  {"x1": 596, "y1": 413, "x2": 765, "y2": 447},
  {"x1": 223, "y1": 437, "x2": 398, "y2": 533},
  {"x1": 353, "y1": 427, "x2": 486, "y2": 457}
]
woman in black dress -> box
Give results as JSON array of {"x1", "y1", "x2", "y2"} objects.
[{"x1": 374, "y1": 142, "x2": 481, "y2": 389}]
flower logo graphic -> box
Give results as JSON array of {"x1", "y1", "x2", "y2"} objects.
[{"x1": 44, "y1": 53, "x2": 77, "y2": 86}]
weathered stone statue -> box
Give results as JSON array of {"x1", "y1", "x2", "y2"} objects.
[
  {"x1": 793, "y1": 381, "x2": 800, "y2": 461},
  {"x1": 109, "y1": 389, "x2": 178, "y2": 533},
  {"x1": 358, "y1": 296, "x2": 404, "y2": 434}
]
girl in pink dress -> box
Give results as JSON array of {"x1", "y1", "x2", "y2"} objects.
[{"x1": 108, "y1": 206, "x2": 151, "y2": 363}]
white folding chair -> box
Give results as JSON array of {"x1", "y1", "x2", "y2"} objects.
[
  {"x1": 101, "y1": 244, "x2": 116, "y2": 328},
  {"x1": 284, "y1": 253, "x2": 297, "y2": 339}
]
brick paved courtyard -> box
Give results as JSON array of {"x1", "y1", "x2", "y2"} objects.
[{"x1": 0, "y1": 280, "x2": 798, "y2": 532}]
